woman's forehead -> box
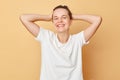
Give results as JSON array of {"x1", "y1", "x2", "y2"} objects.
[{"x1": 53, "y1": 8, "x2": 68, "y2": 16}]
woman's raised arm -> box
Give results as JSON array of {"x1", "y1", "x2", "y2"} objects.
[
  {"x1": 19, "y1": 14, "x2": 51, "y2": 37},
  {"x1": 73, "y1": 14, "x2": 102, "y2": 42}
]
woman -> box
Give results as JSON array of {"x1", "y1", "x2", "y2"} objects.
[{"x1": 20, "y1": 5, "x2": 102, "y2": 80}]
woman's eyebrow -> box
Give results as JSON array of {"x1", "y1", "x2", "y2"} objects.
[
  {"x1": 62, "y1": 15, "x2": 67, "y2": 17},
  {"x1": 53, "y1": 16, "x2": 58, "y2": 18},
  {"x1": 53, "y1": 16, "x2": 57, "y2": 17}
]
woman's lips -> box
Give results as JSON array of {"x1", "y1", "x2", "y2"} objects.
[{"x1": 56, "y1": 24, "x2": 65, "y2": 27}]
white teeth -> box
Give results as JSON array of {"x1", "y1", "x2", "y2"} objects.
[{"x1": 57, "y1": 24, "x2": 65, "y2": 27}]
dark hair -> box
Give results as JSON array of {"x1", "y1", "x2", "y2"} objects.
[{"x1": 52, "y1": 5, "x2": 73, "y2": 20}]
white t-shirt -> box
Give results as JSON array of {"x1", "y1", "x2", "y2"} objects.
[{"x1": 35, "y1": 27, "x2": 89, "y2": 80}]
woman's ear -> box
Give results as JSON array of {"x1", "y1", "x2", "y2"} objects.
[{"x1": 70, "y1": 19, "x2": 73, "y2": 25}]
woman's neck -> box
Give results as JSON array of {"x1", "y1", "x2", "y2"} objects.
[{"x1": 57, "y1": 32, "x2": 70, "y2": 43}]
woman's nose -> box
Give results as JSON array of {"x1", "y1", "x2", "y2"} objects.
[{"x1": 58, "y1": 18, "x2": 63, "y2": 22}]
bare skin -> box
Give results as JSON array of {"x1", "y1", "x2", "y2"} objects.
[{"x1": 20, "y1": 8, "x2": 102, "y2": 43}]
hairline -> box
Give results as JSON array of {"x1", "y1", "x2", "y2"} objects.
[{"x1": 52, "y1": 8, "x2": 71, "y2": 20}]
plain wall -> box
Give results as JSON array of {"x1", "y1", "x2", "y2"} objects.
[{"x1": 0, "y1": 0, "x2": 120, "y2": 80}]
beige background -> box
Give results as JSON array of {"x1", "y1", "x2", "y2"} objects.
[{"x1": 0, "y1": 0, "x2": 120, "y2": 80}]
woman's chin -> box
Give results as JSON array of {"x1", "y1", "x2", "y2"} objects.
[
  {"x1": 56, "y1": 29, "x2": 64, "y2": 33},
  {"x1": 55, "y1": 27, "x2": 69, "y2": 33},
  {"x1": 56, "y1": 29, "x2": 69, "y2": 33}
]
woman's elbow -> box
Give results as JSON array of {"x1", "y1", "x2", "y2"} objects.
[
  {"x1": 97, "y1": 16, "x2": 102, "y2": 23},
  {"x1": 19, "y1": 14, "x2": 27, "y2": 22}
]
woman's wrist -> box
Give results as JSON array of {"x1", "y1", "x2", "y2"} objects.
[
  {"x1": 72, "y1": 14, "x2": 102, "y2": 23},
  {"x1": 37, "y1": 15, "x2": 52, "y2": 21}
]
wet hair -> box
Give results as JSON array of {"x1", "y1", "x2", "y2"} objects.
[{"x1": 52, "y1": 5, "x2": 73, "y2": 20}]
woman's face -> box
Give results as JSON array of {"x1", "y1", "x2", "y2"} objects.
[{"x1": 52, "y1": 8, "x2": 72, "y2": 33}]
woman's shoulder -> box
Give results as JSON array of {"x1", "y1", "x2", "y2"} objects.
[{"x1": 71, "y1": 31, "x2": 83, "y2": 38}]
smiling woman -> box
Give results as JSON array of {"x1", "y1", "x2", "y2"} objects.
[
  {"x1": 20, "y1": 5, "x2": 102, "y2": 80},
  {"x1": 52, "y1": 6, "x2": 72, "y2": 43}
]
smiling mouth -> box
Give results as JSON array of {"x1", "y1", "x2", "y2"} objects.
[{"x1": 57, "y1": 24, "x2": 65, "y2": 27}]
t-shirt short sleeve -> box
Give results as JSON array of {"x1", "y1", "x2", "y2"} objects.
[
  {"x1": 75, "y1": 31, "x2": 89, "y2": 46},
  {"x1": 35, "y1": 27, "x2": 50, "y2": 42}
]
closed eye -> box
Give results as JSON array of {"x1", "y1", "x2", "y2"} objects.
[
  {"x1": 53, "y1": 17, "x2": 58, "y2": 20},
  {"x1": 63, "y1": 16, "x2": 67, "y2": 19}
]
